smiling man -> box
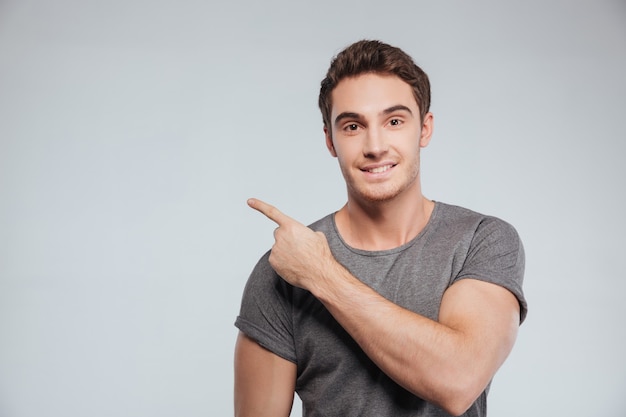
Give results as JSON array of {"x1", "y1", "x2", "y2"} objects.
[{"x1": 234, "y1": 40, "x2": 527, "y2": 417}]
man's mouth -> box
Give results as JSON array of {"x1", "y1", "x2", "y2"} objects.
[{"x1": 363, "y1": 164, "x2": 395, "y2": 173}]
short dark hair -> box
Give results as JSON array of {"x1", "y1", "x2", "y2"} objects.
[{"x1": 318, "y1": 40, "x2": 431, "y2": 131}]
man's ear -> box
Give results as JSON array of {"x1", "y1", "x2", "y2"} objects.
[
  {"x1": 419, "y1": 112, "x2": 434, "y2": 148},
  {"x1": 324, "y1": 126, "x2": 337, "y2": 157}
]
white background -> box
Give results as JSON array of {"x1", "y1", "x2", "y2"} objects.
[{"x1": 1, "y1": 1, "x2": 625, "y2": 416}]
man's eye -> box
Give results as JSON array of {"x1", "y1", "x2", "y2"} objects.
[
  {"x1": 346, "y1": 124, "x2": 358, "y2": 131},
  {"x1": 389, "y1": 119, "x2": 401, "y2": 126}
]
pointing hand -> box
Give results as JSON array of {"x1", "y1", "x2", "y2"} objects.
[{"x1": 247, "y1": 198, "x2": 335, "y2": 290}]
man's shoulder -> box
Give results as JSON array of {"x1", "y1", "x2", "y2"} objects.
[
  {"x1": 435, "y1": 201, "x2": 516, "y2": 230},
  {"x1": 307, "y1": 212, "x2": 336, "y2": 233},
  {"x1": 432, "y1": 202, "x2": 522, "y2": 253},
  {"x1": 436, "y1": 201, "x2": 487, "y2": 220}
]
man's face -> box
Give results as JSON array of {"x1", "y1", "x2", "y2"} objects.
[{"x1": 325, "y1": 73, "x2": 433, "y2": 204}]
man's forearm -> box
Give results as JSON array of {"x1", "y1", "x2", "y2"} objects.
[{"x1": 308, "y1": 261, "x2": 519, "y2": 416}]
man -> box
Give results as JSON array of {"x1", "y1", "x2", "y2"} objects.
[{"x1": 234, "y1": 40, "x2": 527, "y2": 417}]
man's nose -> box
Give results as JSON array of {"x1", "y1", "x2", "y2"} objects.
[{"x1": 363, "y1": 127, "x2": 388, "y2": 157}]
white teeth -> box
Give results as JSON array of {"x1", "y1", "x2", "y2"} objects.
[{"x1": 368, "y1": 165, "x2": 392, "y2": 173}]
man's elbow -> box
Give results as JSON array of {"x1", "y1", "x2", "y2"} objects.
[
  {"x1": 430, "y1": 374, "x2": 487, "y2": 416},
  {"x1": 439, "y1": 397, "x2": 475, "y2": 417}
]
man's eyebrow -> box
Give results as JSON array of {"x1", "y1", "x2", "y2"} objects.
[
  {"x1": 333, "y1": 105, "x2": 413, "y2": 127},
  {"x1": 334, "y1": 112, "x2": 363, "y2": 127},
  {"x1": 381, "y1": 105, "x2": 413, "y2": 116}
]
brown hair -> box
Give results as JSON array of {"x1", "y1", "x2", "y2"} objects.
[{"x1": 318, "y1": 40, "x2": 431, "y2": 132}]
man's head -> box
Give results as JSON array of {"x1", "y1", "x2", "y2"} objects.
[{"x1": 318, "y1": 40, "x2": 431, "y2": 134}]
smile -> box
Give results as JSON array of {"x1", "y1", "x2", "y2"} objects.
[{"x1": 363, "y1": 164, "x2": 395, "y2": 173}]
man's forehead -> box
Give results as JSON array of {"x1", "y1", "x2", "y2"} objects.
[{"x1": 330, "y1": 73, "x2": 419, "y2": 117}]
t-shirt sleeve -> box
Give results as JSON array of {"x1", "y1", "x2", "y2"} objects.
[
  {"x1": 454, "y1": 217, "x2": 528, "y2": 323},
  {"x1": 234, "y1": 251, "x2": 297, "y2": 363}
]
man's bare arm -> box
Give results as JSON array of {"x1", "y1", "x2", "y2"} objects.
[
  {"x1": 234, "y1": 332, "x2": 296, "y2": 417},
  {"x1": 247, "y1": 198, "x2": 520, "y2": 416},
  {"x1": 315, "y1": 270, "x2": 519, "y2": 416}
]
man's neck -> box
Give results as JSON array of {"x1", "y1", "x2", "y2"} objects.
[{"x1": 334, "y1": 190, "x2": 435, "y2": 251}]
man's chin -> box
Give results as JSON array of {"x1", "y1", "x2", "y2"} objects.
[{"x1": 349, "y1": 186, "x2": 400, "y2": 204}]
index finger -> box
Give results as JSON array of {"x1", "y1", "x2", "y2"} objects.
[{"x1": 247, "y1": 198, "x2": 293, "y2": 226}]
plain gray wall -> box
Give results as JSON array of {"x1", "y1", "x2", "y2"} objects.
[{"x1": 1, "y1": 1, "x2": 625, "y2": 416}]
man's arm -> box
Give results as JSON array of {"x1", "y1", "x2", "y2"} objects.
[
  {"x1": 234, "y1": 332, "x2": 296, "y2": 417},
  {"x1": 247, "y1": 198, "x2": 520, "y2": 416},
  {"x1": 315, "y1": 269, "x2": 519, "y2": 416}
]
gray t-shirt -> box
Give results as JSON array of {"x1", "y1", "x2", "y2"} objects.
[{"x1": 235, "y1": 202, "x2": 527, "y2": 417}]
